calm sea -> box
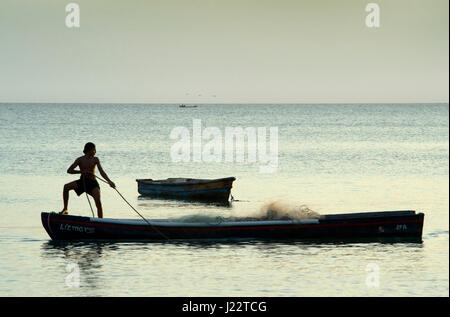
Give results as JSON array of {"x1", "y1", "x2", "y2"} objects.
[{"x1": 0, "y1": 103, "x2": 448, "y2": 296}]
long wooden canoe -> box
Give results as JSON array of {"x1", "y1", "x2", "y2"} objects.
[
  {"x1": 136, "y1": 177, "x2": 236, "y2": 203},
  {"x1": 41, "y1": 210, "x2": 424, "y2": 242}
]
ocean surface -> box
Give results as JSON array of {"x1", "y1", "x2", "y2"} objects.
[{"x1": 0, "y1": 103, "x2": 448, "y2": 297}]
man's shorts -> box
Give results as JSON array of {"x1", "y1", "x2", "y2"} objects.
[{"x1": 75, "y1": 176, "x2": 100, "y2": 196}]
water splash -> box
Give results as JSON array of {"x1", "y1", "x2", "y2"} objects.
[
  {"x1": 171, "y1": 200, "x2": 320, "y2": 223},
  {"x1": 251, "y1": 200, "x2": 320, "y2": 220}
]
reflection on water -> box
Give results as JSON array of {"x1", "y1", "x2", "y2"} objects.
[
  {"x1": 137, "y1": 195, "x2": 233, "y2": 208},
  {"x1": 36, "y1": 237, "x2": 429, "y2": 296},
  {"x1": 40, "y1": 241, "x2": 110, "y2": 290},
  {"x1": 40, "y1": 237, "x2": 425, "y2": 251}
]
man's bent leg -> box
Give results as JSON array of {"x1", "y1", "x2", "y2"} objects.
[{"x1": 61, "y1": 181, "x2": 78, "y2": 214}]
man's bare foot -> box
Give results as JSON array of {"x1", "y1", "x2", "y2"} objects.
[{"x1": 59, "y1": 209, "x2": 68, "y2": 215}]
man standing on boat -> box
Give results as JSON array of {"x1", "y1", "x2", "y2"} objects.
[{"x1": 60, "y1": 142, "x2": 115, "y2": 218}]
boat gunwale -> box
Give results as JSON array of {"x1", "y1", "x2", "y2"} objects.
[{"x1": 136, "y1": 177, "x2": 236, "y2": 186}]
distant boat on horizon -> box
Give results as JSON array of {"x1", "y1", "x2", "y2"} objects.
[
  {"x1": 179, "y1": 104, "x2": 198, "y2": 108},
  {"x1": 136, "y1": 177, "x2": 236, "y2": 203}
]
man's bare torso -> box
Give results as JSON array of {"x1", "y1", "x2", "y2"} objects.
[{"x1": 77, "y1": 155, "x2": 98, "y2": 179}]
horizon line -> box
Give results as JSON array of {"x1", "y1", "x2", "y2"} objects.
[{"x1": 1, "y1": 101, "x2": 449, "y2": 105}]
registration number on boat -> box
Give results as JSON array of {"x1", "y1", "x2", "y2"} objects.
[
  {"x1": 60, "y1": 223, "x2": 95, "y2": 234},
  {"x1": 395, "y1": 224, "x2": 408, "y2": 231}
]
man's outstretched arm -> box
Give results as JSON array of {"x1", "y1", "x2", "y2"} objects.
[{"x1": 96, "y1": 158, "x2": 115, "y2": 188}]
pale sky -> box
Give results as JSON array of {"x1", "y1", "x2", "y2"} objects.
[{"x1": 0, "y1": 0, "x2": 448, "y2": 103}]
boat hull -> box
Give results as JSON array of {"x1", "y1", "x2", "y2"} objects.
[
  {"x1": 136, "y1": 177, "x2": 235, "y2": 202},
  {"x1": 41, "y1": 210, "x2": 424, "y2": 243}
]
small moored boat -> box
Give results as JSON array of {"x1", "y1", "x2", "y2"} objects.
[
  {"x1": 136, "y1": 177, "x2": 236, "y2": 203},
  {"x1": 41, "y1": 210, "x2": 424, "y2": 242}
]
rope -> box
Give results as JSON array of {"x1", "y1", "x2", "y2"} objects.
[
  {"x1": 82, "y1": 175, "x2": 95, "y2": 217},
  {"x1": 94, "y1": 175, "x2": 169, "y2": 240}
]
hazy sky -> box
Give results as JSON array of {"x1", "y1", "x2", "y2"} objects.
[{"x1": 0, "y1": 0, "x2": 448, "y2": 103}]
